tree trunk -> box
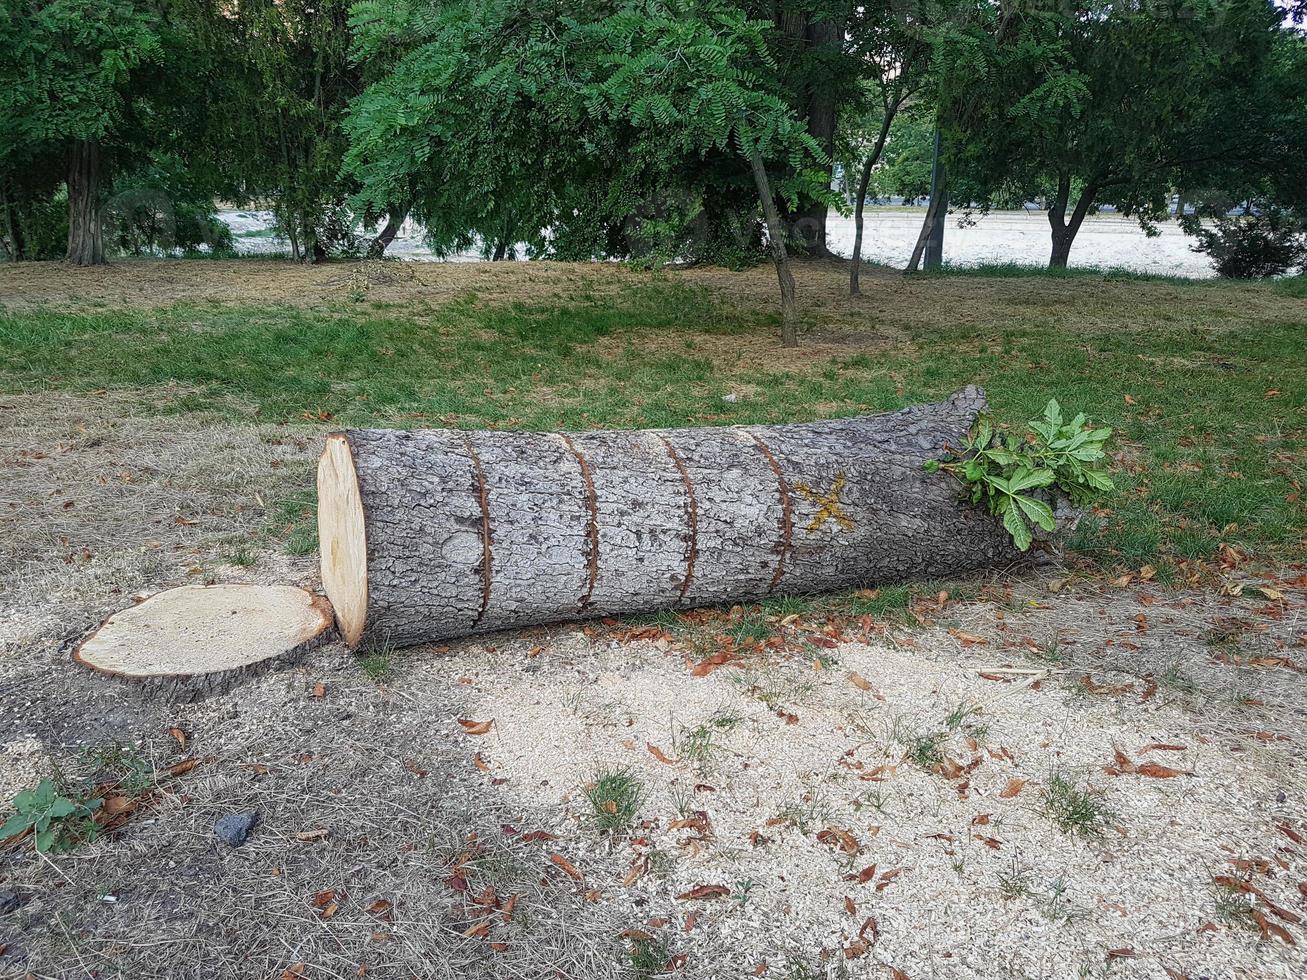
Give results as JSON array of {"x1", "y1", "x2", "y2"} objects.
[
  {"x1": 780, "y1": 13, "x2": 842, "y2": 257},
  {"x1": 317, "y1": 387, "x2": 1018, "y2": 650},
  {"x1": 749, "y1": 149, "x2": 800, "y2": 347},
  {"x1": 1, "y1": 181, "x2": 23, "y2": 261},
  {"x1": 850, "y1": 108, "x2": 897, "y2": 295},
  {"x1": 65, "y1": 139, "x2": 105, "y2": 266},
  {"x1": 1048, "y1": 175, "x2": 1097, "y2": 269},
  {"x1": 367, "y1": 207, "x2": 407, "y2": 258}
]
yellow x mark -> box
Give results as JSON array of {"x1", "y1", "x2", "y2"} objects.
[{"x1": 795, "y1": 472, "x2": 854, "y2": 532}]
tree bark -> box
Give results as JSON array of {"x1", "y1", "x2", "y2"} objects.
[
  {"x1": 850, "y1": 108, "x2": 897, "y2": 295},
  {"x1": 316, "y1": 387, "x2": 1019, "y2": 650},
  {"x1": 749, "y1": 149, "x2": 800, "y2": 347},
  {"x1": 367, "y1": 206, "x2": 407, "y2": 258},
  {"x1": 1047, "y1": 174, "x2": 1097, "y2": 269},
  {"x1": 780, "y1": 12, "x2": 842, "y2": 257},
  {"x1": 66, "y1": 138, "x2": 105, "y2": 266},
  {"x1": 1, "y1": 181, "x2": 22, "y2": 261}
]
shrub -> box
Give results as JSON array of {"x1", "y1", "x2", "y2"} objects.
[{"x1": 1189, "y1": 206, "x2": 1307, "y2": 279}]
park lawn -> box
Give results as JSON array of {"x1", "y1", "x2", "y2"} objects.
[{"x1": 0, "y1": 262, "x2": 1303, "y2": 575}]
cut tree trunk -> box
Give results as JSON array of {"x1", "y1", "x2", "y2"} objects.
[
  {"x1": 317, "y1": 387, "x2": 1018, "y2": 651},
  {"x1": 66, "y1": 138, "x2": 104, "y2": 266}
]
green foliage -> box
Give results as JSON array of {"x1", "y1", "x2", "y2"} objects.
[
  {"x1": 926, "y1": 399, "x2": 1114, "y2": 551},
  {"x1": 1189, "y1": 206, "x2": 1307, "y2": 280},
  {"x1": 935, "y1": 0, "x2": 1283, "y2": 264},
  {"x1": 0, "y1": 779, "x2": 101, "y2": 854}
]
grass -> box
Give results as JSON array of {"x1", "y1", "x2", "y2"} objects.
[
  {"x1": 628, "y1": 935, "x2": 672, "y2": 979},
  {"x1": 1, "y1": 268, "x2": 1303, "y2": 571},
  {"x1": 1038, "y1": 773, "x2": 1115, "y2": 839},
  {"x1": 583, "y1": 767, "x2": 644, "y2": 836}
]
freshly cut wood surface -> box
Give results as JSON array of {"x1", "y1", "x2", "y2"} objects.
[
  {"x1": 318, "y1": 386, "x2": 1017, "y2": 650},
  {"x1": 73, "y1": 584, "x2": 332, "y2": 696}
]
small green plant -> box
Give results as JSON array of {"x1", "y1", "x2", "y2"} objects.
[
  {"x1": 629, "y1": 935, "x2": 672, "y2": 979},
  {"x1": 83, "y1": 742, "x2": 153, "y2": 795},
  {"x1": 925, "y1": 399, "x2": 1114, "y2": 550},
  {"x1": 358, "y1": 647, "x2": 393, "y2": 683},
  {"x1": 997, "y1": 855, "x2": 1033, "y2": 900},
  {"x1": 1038, "y1": 773, "x2": 1114, "y2": 839},
  {"x1": 1, "y1": 780, "x2": 102, "y2": 853},
  {"x1": 584, "y1": 768, "x2": 644, "y2": 835}
]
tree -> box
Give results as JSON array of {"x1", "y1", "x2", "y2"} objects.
[
  {"x1": 843, "y1": 2, "x2": 936, "y2": 292},
  {"x1": 347, "y1": 0, "x2": 827, "y2": 345},
  {"x1": 0, "y1": 1, "x2": 167, "y2": 265},
  {"x1": 936, "y1": 0, "x2": 1281, "y2": 268}
]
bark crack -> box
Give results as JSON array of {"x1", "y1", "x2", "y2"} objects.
[
  {"x1": 560, "y1": 435, "x2": 600, "y2": 610},
  {"x1": 464, "y1": 435, "x2": 494, "y2": 627},
  {"x1": 658, "y1": 436, "x2": 698, "y2": 603},
  {"x1": 748, "y1": 431, "x2": 792, "y2": 591}
]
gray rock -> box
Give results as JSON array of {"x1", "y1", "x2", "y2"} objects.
[{"x1": 214, "y1": 811, "x2": 260, "y2": 847}]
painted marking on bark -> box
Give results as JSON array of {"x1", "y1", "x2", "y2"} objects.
[
  {"x1": 560, "y1": 434, "x2": 600, "y2": 611},
  {"x1": 795, "y1": 473, "x2": 854, "y2": 531},
  {"x1": 464, "y1": 435, "x2": 494, "y2": 627},
  {"x1": 748, "y1": 432, "x2": 792, "y2": 591},
  {"x1": 658, "y1": 436, "x2": 698, "y2": 603}
]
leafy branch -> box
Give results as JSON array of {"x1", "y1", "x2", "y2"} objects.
[{"x1": 925, "y1": 399, "x2": 1114, "y2": 551}]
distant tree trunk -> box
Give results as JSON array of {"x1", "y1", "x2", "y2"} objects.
[
  {"x1": 749, "y1": 150, "x2": 799, "y2": 348},
  {"x1": 367, "y1": 207, "x2": 407, "y2": 258},
  {"x1": 781, "y1": 13, "x2": 842, "y2": 257},
  {"x1": 906, "y1": 140, "x2": 947, "y2": 274},
  {"x1": 1, "y1": 181, "x2": 23, "y2": 261},
  {"x1": 65, "y1": 139, "x2": 105, "y2": 266},
  {"x1": 1047, "y1": 173, "x2": 1098, "y2": 269},
  {"x1": 850, "y1": 107, "x2": 897, "y2": 295},
  {"x1": 491, "y1": 240, "x2": 509, "y2": 261}
]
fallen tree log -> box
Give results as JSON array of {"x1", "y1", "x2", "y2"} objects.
[{"x1": 317, "y1": 386, "x2": 1019, "y2": 650}]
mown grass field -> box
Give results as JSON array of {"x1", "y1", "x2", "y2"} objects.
[{"x1": 1, "y1": 259, "x2": 1303, "y2": 576}]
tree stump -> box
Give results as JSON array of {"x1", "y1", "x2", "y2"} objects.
[
  {"x1": 317, "y1": 386, "x2": 1016, "y2": 650},
  {"x1": 73, "y1": 585, "x2": 333, "y2": 698}
]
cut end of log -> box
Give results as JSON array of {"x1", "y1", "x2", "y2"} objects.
[
  {"x1": 72, "y1": 585, "x2": 332, "y2": 692},
  {"x1": 317, "y1": 433, "x2": 369, "y2": 647}
]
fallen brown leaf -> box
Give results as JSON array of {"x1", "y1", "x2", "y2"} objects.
[
  {"x1": 999, "y1": 778, "x2": 1027, "y2": 799},
  {"x1": 549, "y1": 854, "x2": 584, "y2": 880},
  {"x1": 457, "y1": 718, "x2": 494, "y2": 735},
  {"x1": 647, "y1": 742, "x2": 677, "y2": 765},
  {"x1": 676, "y1": 884, "x2": 730, "y2": 900}
]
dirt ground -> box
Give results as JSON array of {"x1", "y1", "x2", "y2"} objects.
[{"x1": 2, "y1": 382, "x2": 1305, "y2": 980}]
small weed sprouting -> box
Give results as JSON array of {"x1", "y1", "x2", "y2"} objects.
[
  {"x1": 285, "y1": 526, "x2": 318, "y2": 556},
  {"x1": 673, "y1": 722, "x2": 717, "y2": 766},
  {"x1": 0, "y1": 779, "x2": 102, "y2": 854},
  {"x1": 358, "y1": 650, "x2": 392, "y2": 683},
  {"x1": 225, "y1": 546, "x2": 256, "y2": 567},
  {"x1": 904, "y1": 730, "x2": 945, "y2": 770},
  {"x1": 1158, "y1": 665, "x2": 1198, "y2": 696},
  {"x1": 1030, "y1": 640, "x2": 1068, "y2": 666},
  {"x1": 628, "y1": 934, "x2": 672, "y2": 979},
  {"x1": 997, "y1": 855, "x2": 1033, "y2": 900},
  {"x1": 1212, "y1": 877, "x2": 1259, "y2": 932},
  {"x1": 1038, "y1": 773, "x2": 1114, "y2": 839},
  {"x1": 584, "y1": 767, "x2": 644, "y2": 836},
  {"x1": 944, "y1": 700, "x2": 981, "y2": 732},
  {"x1": 726, "y1": 613, "x2": 772, "y2": 645},
  {"x1": 83, "y1": 742, "x2": 153, "y2": 795}
]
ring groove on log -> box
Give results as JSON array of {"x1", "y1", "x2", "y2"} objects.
[
  {"x1": 748, "y1": 431, "x2": 793, "y2": 592},
  {"x1": 559, "y1": 434, "x2": 600, "y2": 611},
  {"x1": 464, "y1": 435, "x2": 494, "y2": 627},
  {"x1": 317, "y1": 386, "x2": 1019, "y2": 650},
  {"x1": 658, "y1": 435, "x2": 698, "y2": 603}
]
